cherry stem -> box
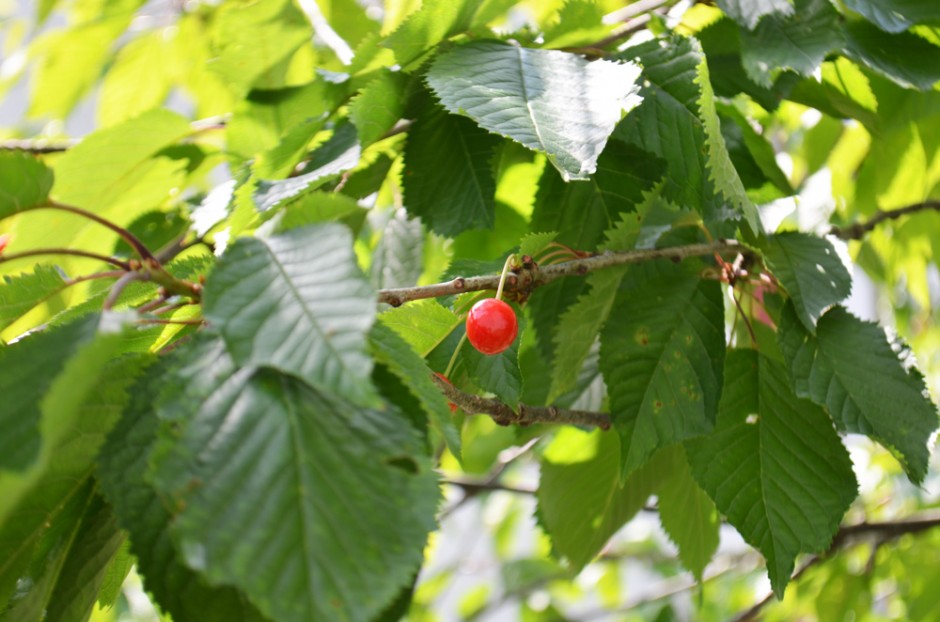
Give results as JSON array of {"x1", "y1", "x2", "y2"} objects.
[
  {"x1": 104, "y1": 272, "x2": 143, "y2": 310},
  {"x1": 0, "y1": 248, "x2": 131, "y2": 271},
  {"x1": 37, "y1": 201, "x2": 158, "y2": 263},
  {"x1": 444, "y1": 333, "x2": 468, "y2": 379},
  {"x1": 494, "y1": 254, "x2": 516, "y2": 302},
  {"x1": 536, "y1": 249, "x2": 577, "y2": 265}
]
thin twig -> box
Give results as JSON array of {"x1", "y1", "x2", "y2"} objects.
[
  {"x1": 378, "y1": 240, "x2": 744, "y2": 307},
  {"x1": 443, "y1": 478, "x2": 537, "y2": 496},
  {"x1": 0, "y1": 138, "x2": 79, "y2": 153},
  {"x1": 431, "y1": 374, "x2": 611, "y2": 429},
  {"x1": 37, "y1": 201, "x2": 158, "y2": 262},
  {"x1": 733, "y1": 510, "x2": 940, "y2": 621},
  {"x1": 830, "y1": 200, "x2": 940, "y2": 240},
  {"x1": 0, "y1": 248, "x2": 131, "y2": 271},
  {"x1": 104, "y1": 272, "x2": 144, "y2": 310}
]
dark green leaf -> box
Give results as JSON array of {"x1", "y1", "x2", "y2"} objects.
[
  {"x1": 778, "y1": 304, "x2": 939, "y2": 483},
  {"x1": 370, "y1": 322, "x2": 462, "y2": 460},
  {"x1": 763, "y1": 232, "x2": 852, "y2": 333},
  {"x1": 402, "y1": 102, "x2": 500, "y2": 237},
  {"x1": 0, "y1": 151, "x2": 54, "y2": 218},
  {"x1": 149, "y1": 337, "x2": 439, "y2": 622},
  {"x1": 657, "y1": 447, "x2": 720, "y2": 582},
  {"x1": 844, "y1": 20, "x2": 940, "y2": 90},
  {"x1": 537, "y1": 429, "x2": 666, "y2": 571},
  {"x1": 740, "y1": 0, "x2": 843, "y2": 87},
  {"x1": 349, "y1": 70, "x2": 409, "y2": 147},
  {"x1": 427, "y1": 41, "x2": 642, "y2": 181},
  {"x1": 97, "y1": 357, "x2": 267, "y2": 622},
  {"x1": 686, "y1": 350, "x2": 857, "y2": 596},
  {"x1": 717, "y1": 0, "x2": 793, "y2": 29},
  {"x1": 203, "y1": 224, "x2": 378, "y2": 406},
  {"x1": 600, "y1": 260, "x2": 725, "y2": 476},
  {"x1": 842, "y1": 0, "x2": 940, "y2": 34}
]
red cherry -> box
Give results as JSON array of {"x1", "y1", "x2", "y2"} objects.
[
  {"x1": 466, "y1": 298, "x2": 518, "y2": 355},
  {"x1": 433, "y1": 372, "x2": 458, "y2": 413}
]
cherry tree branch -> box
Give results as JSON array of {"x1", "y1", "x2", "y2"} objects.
[
  {"x1": 378, "y1": 240, "x2": 745, "y2": 306},
  {"x1": 0, "y1": 248, "x2": 131, "y2": 270},
  {"x1": 830, "y1": 200, "x2": 940, "y2": 240},
  {"x1": 431, "y1": 373, "x2": 611, "y2": 429},
  {"x1": 733, "y1": 510, "x2": 940, "y2": 622}
]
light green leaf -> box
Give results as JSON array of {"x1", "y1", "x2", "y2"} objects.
[
  {"x1": 740, "y1": 0, "x2": 843, "y2": 87},
  {"x1": 599, "y1": 259, "x2": 725, "y2": 476},
  {"x1": 275, "y1": 191, "x2": 367, "y2": 233},
  {"x1": 94, "y1": 541, "x2": 133, "y2": 609},
  {"x1": 208, "y1": 0, "x2": 311, "y2": 98},
  {"x1": 842, "y1": 0, "x2": 940, "y2": 34},
  {"x1": 657, "y1": 446, "x2": 720, "y2": 582},
  {"x1": 778, "y1": 304, "x2": 939, "y2": 483},
  {"x1": 427, "y1": 41, "x2": 642, "y2": 181},
  {"x1": 537, "y1": 428, "x2": 666, "y2": 571},
  {"x1": 203, "y1": 224, "x2": 378, "y2": 406},
  {"x1": 843, "y1": 21, "x2": 940, "y2": 90},
  {"x1": 518, "y1": 232, "x2": 557, "y2": 258},
  {"x1": 379, "y1": 299, "x2": 461, "y2": 357},
  {"x1": 98, "y1": 31, "x2": 173, "y2": 126},
  {"x1": 349, "y1": 70, "x2": 409, "y2": 147},
  {"x1": 763, "y1": 232, "x2": 852, "y2": 333},
  {"x1": 686, "y1": 350, "x2": 857, "y2": 597},
  {"x1": 542, "y1": 0, "x2": 611, "y2": 49},
  {"x1": 717, "y1": 0, "x2": 793, "y2": 29},
  {"x1": 0, "y1": 266, "x2": 68, "y2": 333},
  {"x1": 0, "y1": 151, "x2": 54, "y2": 218},
  {"x1": 382, "y1": 0, "x2": 481, "y2": 66},
  {"x1": 149, "y1": 337, "x2": 439, "y2": 622},
  {"x1": 97, "y1": 359, "x2": 267, "y2": 622},
  {"x1": 52, "y1": 109, "x2": 192, "y2": 210},
  {"x1": 370, "y1": 322, "x2": 461, "y2": 460},
  {"x1": 403, "y1": 100, "x2": 501, "y2": 237}
]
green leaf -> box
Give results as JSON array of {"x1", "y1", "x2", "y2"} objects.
[
  {"x1": 537, "y1": 429, "x2": 666, "y2": 571},
  {"x1": 518, "y1": 231, "x2": 557, "y2": 258},
  {"x1": 203, "y1": 224, "x2": 378, "y2": 406},
  {"x1": 599, "y1": 259, "x2": 725, "y2": 476},
  {"x1": 739, "y1": 0, "x2": 843, "y2": 87},
  {"x1": 379, "y1": 299, "x2": 461, "y2": 357},
  {"x1": 349, "y1": 70, "x2": 409, "y2": 147},
  {"x1": 382, "y1": 0, "x2": 481, "y2": 66},
  {"x1": 717, "y1": 0, "x2": 793, "y2": 29},
  {"x1": 843, "y1": 20, "x2": 940, "y2": 90},
  {"x1": 717, "y1": 103, "x2": 794, "y2": 195},
  {"x1": 778, "y1": 304, "x2": 939, "y2": 483},
  {"x1": 0, "y1": 151, "x2": 54, "y2": 218},
  {"x1": 542, "y1": 0, "x2": 610, "y2": 49},
  {"x1": 52, "y1": 108, "x2": 192, "y2": 210},
  {"x1": 427, "y1": 41, "x2": 642, "y2": 181},
  {"x1": 98, "y1": 31, "x2": 174, "y2": 126},
  {"x1": 615, "y1": 35, "x2": 755, "y2": 230},
  {"x1": 149, "y1": 336, "x2": 440, "y2": 622},
  {"x1": 275, "y1": 191, "x2": 366, "y2": 233},
  {"x1": 0, "y1": 325, "x2": 144, "y2": 606},
  {"x1": 370, "y1": 322, "x2": 461, "y2": 460},
  {"x1": 42, "y1": 495, "x2": 126, "y2": 622},
  {"x1": 547, "y1": 191, "x2": 684, "y2": 402},
  {"x1": 402, "y1": 101, "x2": 500, "y2": 237},
  {"x1": 0, "y1": 315, "x2": 102, "y2": 471},
  {"x1": 251, "y1": 123, "x2": 362, "y2": 213},
  {"x1": 97, "y1": 360, "x2": 266, "y2": 622},
  {"x1": 763, "y1": 232, "x2": 852, "y2": 333},
  {"x1": 0, "y1": 265, "x2": 68, "y2": 333},
  {"x1": 94, "y1": 541, "x2": 133, "y2": 609},
  {"x1": 208, "y1": 0, "x2": 311, "y2": 98},
  {"x1": 842, "y1": 0, "x2": 940, "y2": 34},
  {"x1": 656, "y1": 446, "x2": 720, "y2": 582},
  {"x1": 686, "y1": 350, "x2": 857, "y2": 597},
  {"x1": 371, "y1": 209, "x2": 425, "y2": 290}
]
